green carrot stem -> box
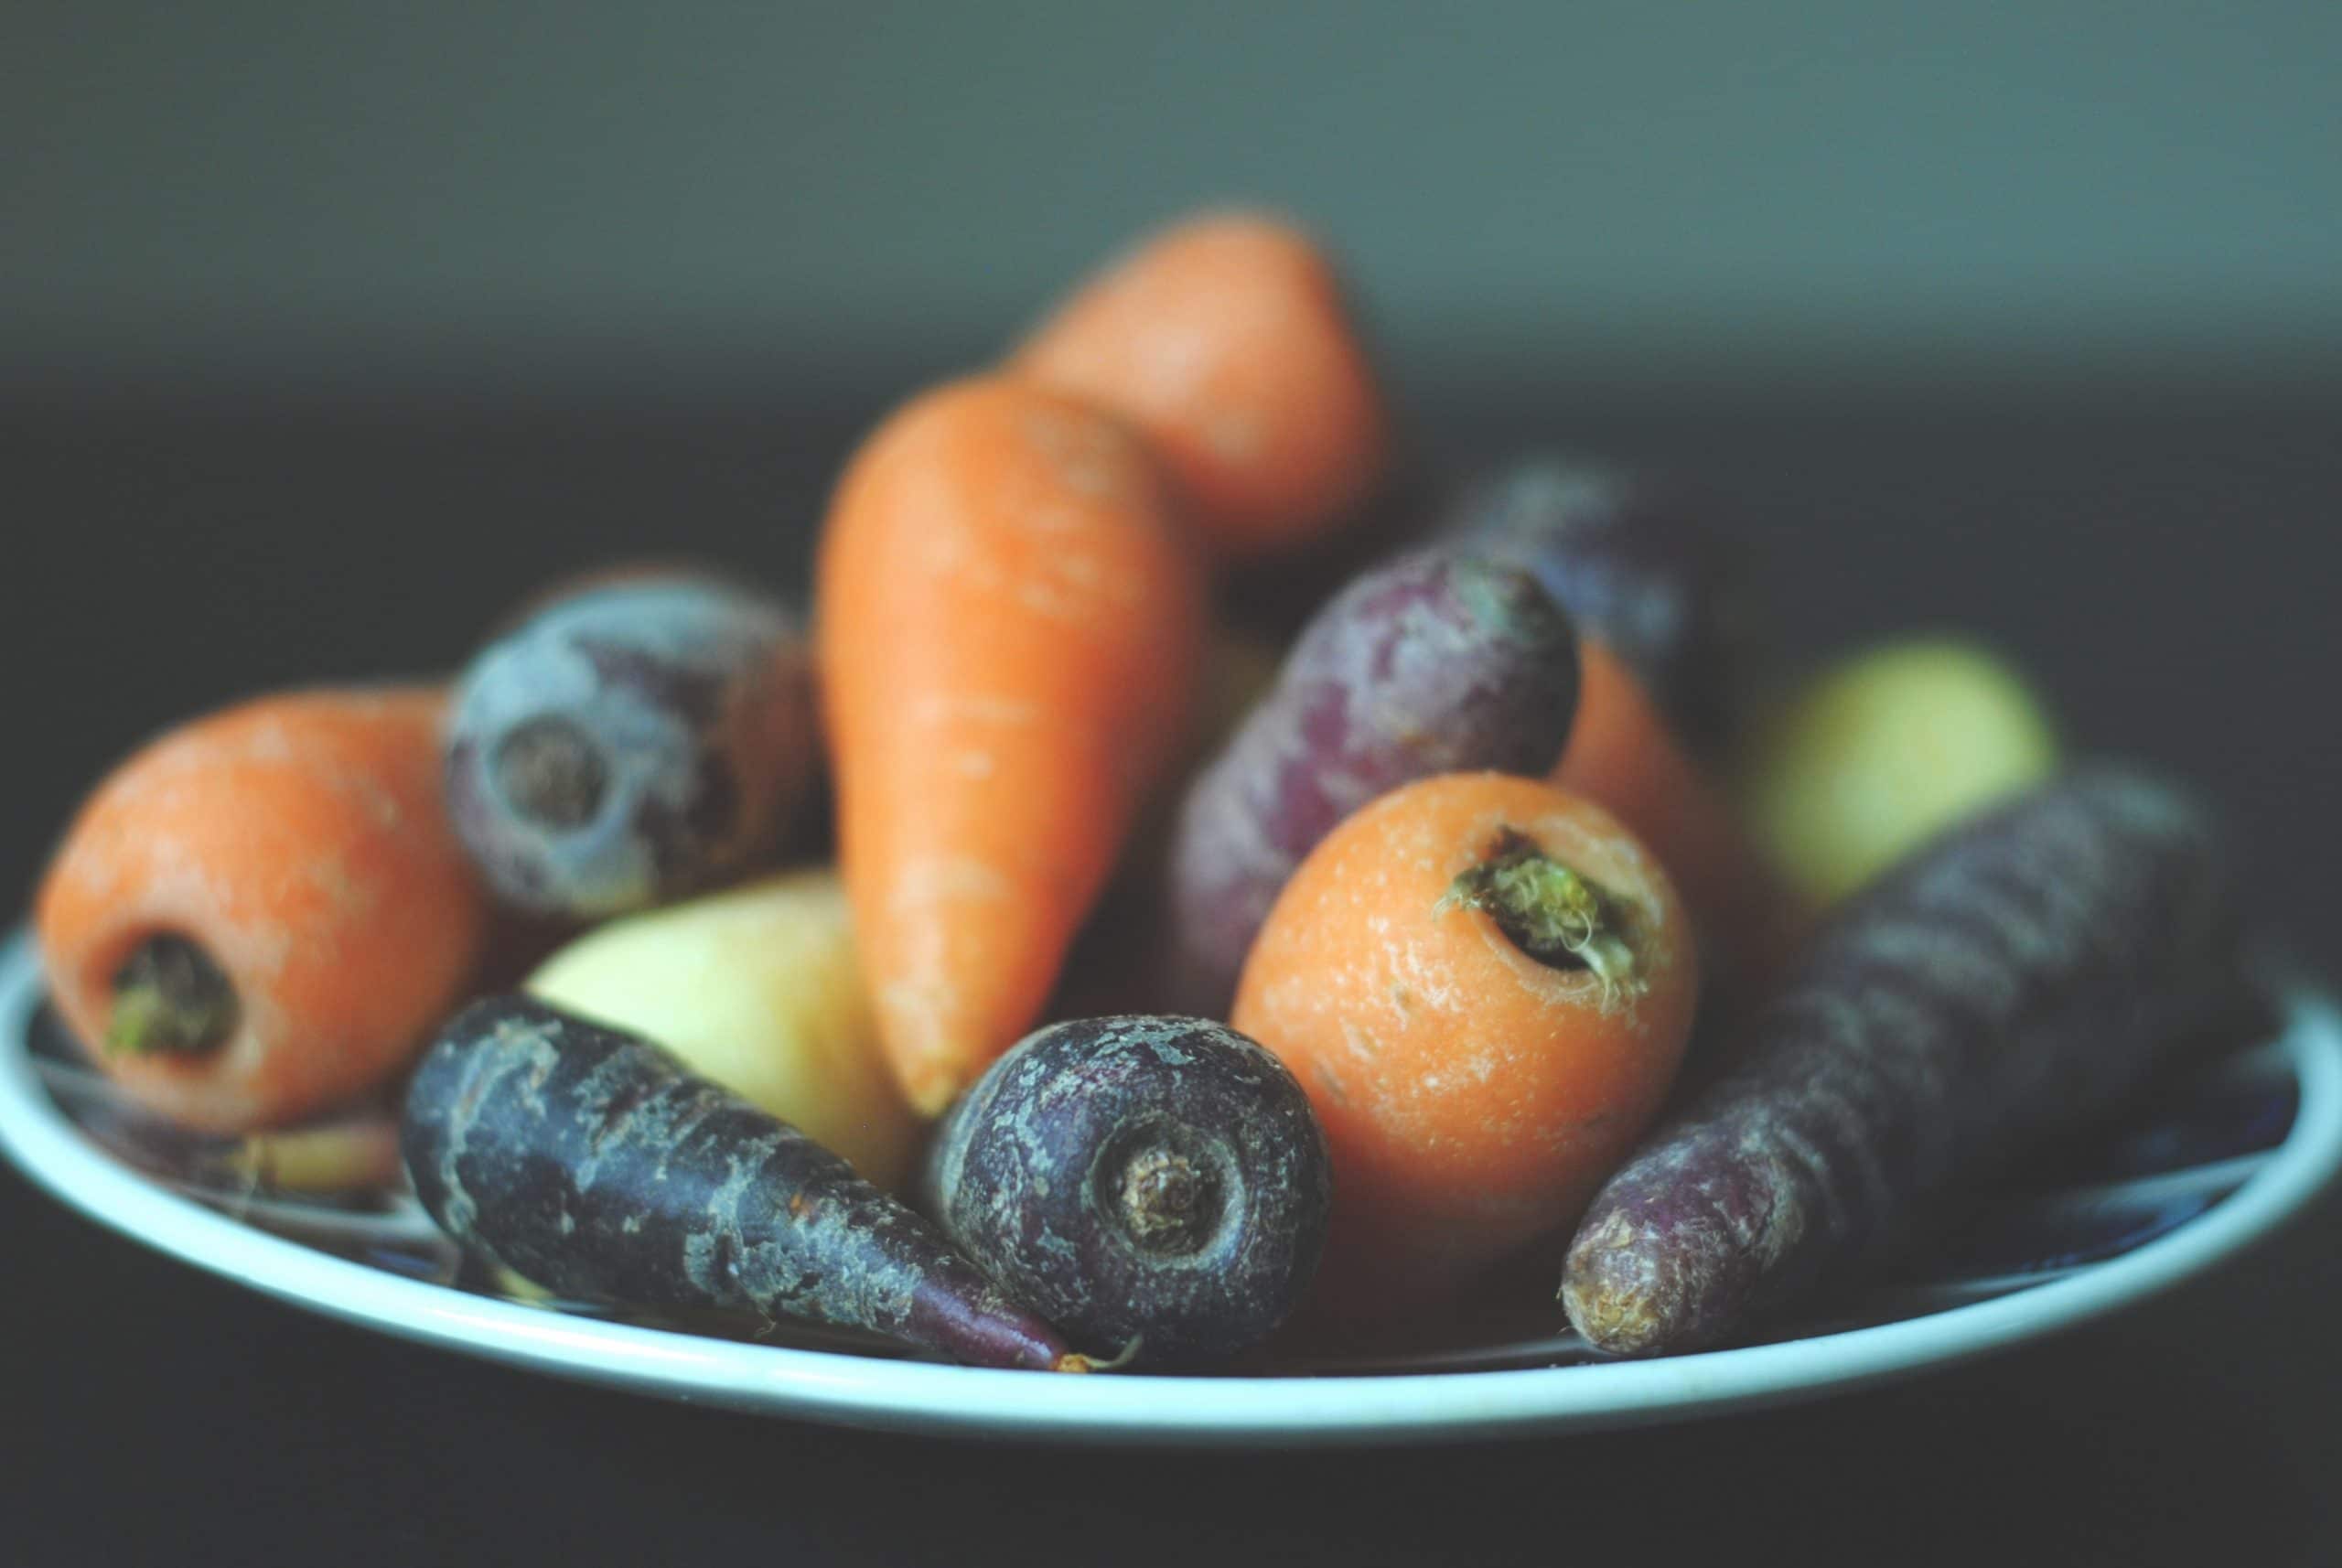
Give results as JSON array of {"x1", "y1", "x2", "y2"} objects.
[
  {"x1": 107, "y1": 934, "x2": 238, "y2": 1056},
  {"x1": 1440, "y1": 827, "x2": 1642, "y2": 994}
]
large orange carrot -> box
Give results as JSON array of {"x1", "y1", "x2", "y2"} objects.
[
  {"x1": 1232, "y1": 772, "x2": 1699, "y2": 1320},
  {"x1": 817, "y1": 376, "x2": 1207, "y2": 1114},
  {"x1": 1555, "y1": 640, "x2": 1810, "y2": 1000},
  {"x1": 37, "y1": 687, "x2": 489, "y2": 1133},
  {"x1": 1010, "y1": 210, "x2": 1392, "y2": 565}
]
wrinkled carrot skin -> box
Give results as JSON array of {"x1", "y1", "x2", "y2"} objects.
[
  {"x1": 37, "y1": 687, "x2": 489, "y2": 1133},
  {"x1": 1231, "y1": 773, "x2": 1698, "y2": 1322},
  {"x1": 1011, "y1": 211, "x2": 1392, "y2": 565},
  {"x1": 1562, "y1": 768, "x2": 2243, "y2": 1357},
  {"x1": 1555, "y1": 641, "x2": 1810, "y2": 1001},
  {"x1": 817, "y1": 377, "x2": 1207, "y2": 1115}
]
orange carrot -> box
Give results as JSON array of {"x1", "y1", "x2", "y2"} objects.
[
  {"x1": 816, "y1": 376, "x2": 1207, "y2": 1115},
  {"x1": 1010, "y1": 210, "x2": 1392, "y2": 565},
  {"x1": 36, "y1": 687, "x2": 489, "y2": 1133},
  {"x1": 1555, "y1": 639, "x2": 1810, "y2": 999},
  {"x1": 1231, "y1": 772, "x2": 1699, "y2": 1320}
]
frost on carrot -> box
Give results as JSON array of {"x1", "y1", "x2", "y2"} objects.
[{"x1": 816, "y1": 376, "x2": 1207, "y2": 1115}]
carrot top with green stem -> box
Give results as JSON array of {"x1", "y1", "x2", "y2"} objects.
[
  {"x1": 1439, "y1": 827, "x2": 1642, "y2": 998},
  {"x1": 106, "y1": 933, "x2": 241, "y2": 1058}
]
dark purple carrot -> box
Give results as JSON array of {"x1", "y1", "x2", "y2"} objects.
[
  {"x1": 445, "y1": 574, "x2": 817, "y2": 918},
  {"x1": 924, "y1": 1015, "x2": 1332, "y2": 1368},
  {"x1": 402, "y1": 995, "x2": 1088, "y2": 1371},
  {"x1": 1445, "y1": 456, "x2": 1751, "y2": 755},
  {"x1": 1561, "y1": 766, "x2": 2246, "y2": 1357},
  {"x1": 1163, "y1": 545, "x2": 1581, "y2": 1015}
]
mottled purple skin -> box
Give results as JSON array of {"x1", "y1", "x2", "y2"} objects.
[
  {"x1": 1562, "y1": 768, "x2": 2244, "y2": 1357},
  {"x1": 1445, "y1": 456, "x2": 1749, "y2": 755},
  {"x1": 403, "y1": 995, "x2": 1075, "y2": 1370},
  {"x1": 1164, "y1": 546, "x2": 1580, "y2": 1016},
  {"x1": 922, "y1": 1016, "x2": 1332, "y2": 1368},
  {"x1": 445, "y1": 575, "x2": 816, "y2": 918}
]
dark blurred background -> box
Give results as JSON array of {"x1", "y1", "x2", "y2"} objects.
[{"x1": 5, "y1": 4, "x2": 2340, "y2": 1564}]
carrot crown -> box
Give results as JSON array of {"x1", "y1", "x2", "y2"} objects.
[
  {"x1": 1439, "y1": 828, "x2": 1641, "y2": 998},
  {"x1": 106, "y1": 934, "x2": 239, "y2": 1057}
]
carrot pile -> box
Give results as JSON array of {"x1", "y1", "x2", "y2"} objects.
[{"x1": 29, "y1": 206, "x2": 2166, "y2": 1375}]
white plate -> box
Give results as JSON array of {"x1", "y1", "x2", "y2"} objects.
[{"x1": 3, "y1": 929, "x2": 2337, "y2": 1446}]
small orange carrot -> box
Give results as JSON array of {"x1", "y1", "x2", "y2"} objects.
[
  {"x1": 1010, "y1": 210, "x2": 1392, "y2": 565},
  {"x1": 816, "y1": 376, "x2": 1207, "y2": 1115},
  {"x1": 1555, "y1": 640, "x2": 1810, "y2": 999},
  {"x1": 36, "y1": 687, "x2": 490, "y2": 1133},
  {"x1": 1231, "y1": 772, "x2": 1699, "y2": 1320}
]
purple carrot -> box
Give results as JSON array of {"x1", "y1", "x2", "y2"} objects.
[
  {"x1": 924, "y1": 1015, "x2": 1331, "y2": 1368},
  {"x1": 1561, "y1": 767, "x2": 2246, "y2": 1357},
  {"x1": 403, "y1": 995, "x2": 1088, "y2": 1370},
  {"x1": 445, "y1": 574, "x2": 817, "y2": 918},
  {"x1": 1445, "y1": 456, "x2": 1751, "y2": 755},
  {"x1": 1164, "y1": 545, "x2": 1580, "y2": 1015}
]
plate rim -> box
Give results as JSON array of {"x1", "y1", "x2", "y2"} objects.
[{"x1": 4, "y1": 928, "x2": 2337, "y2": 1446}]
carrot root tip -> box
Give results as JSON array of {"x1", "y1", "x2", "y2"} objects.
[{"x1": 1054, "y1": 1336, "x2": 1144, "y2": 1374}]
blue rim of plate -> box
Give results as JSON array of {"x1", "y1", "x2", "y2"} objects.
[{"x1": 3, "y1": 927, "x2": 2337, "y2": 1446}]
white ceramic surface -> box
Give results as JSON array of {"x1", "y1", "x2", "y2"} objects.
[{"x1": 3, "y1": 930, "x2": 2337, "y2": 1446}]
